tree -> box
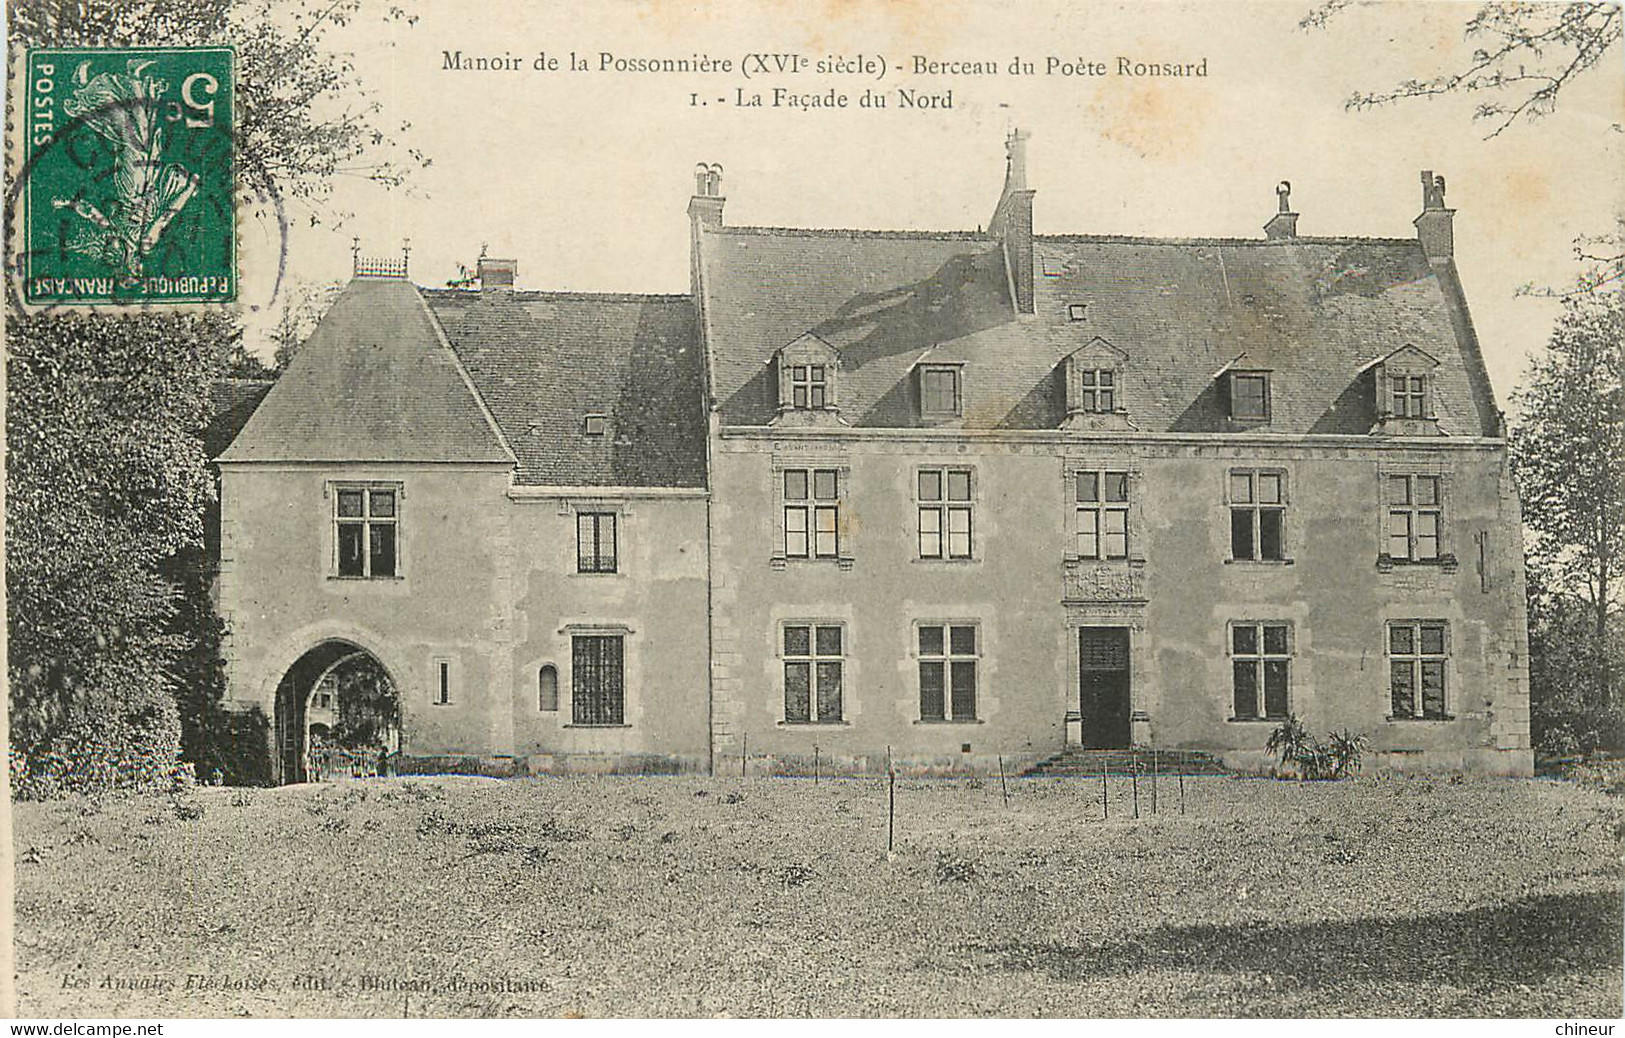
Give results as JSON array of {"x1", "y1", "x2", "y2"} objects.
[
  {"x1": 1510, "y1": 285, "x2": 1624, "y2": 750},
  {"x1": 6, "y1": 313, "x2": 231, "y2": 795},
  {"x1": 268, "y1": 279, "x2": 345, "y2": 372},
  {"x1": 1302, "y1": 1, "x2": 1622, "y2": 139},
  {"x1": 7, "y1": 0, "x2": 424, "y2": 794}
]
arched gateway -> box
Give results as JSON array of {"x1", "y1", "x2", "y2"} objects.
[{"x1": 271, "y1": 640, "x2": 401, "y2": 784}]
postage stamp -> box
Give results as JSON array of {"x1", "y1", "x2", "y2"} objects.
[{"x1": 19, "y1": 46, "x2": 235, "y2": 306}]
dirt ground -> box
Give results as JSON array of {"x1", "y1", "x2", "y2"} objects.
[{"x1": 11, "y1": 771, "x2": 1623, "y2": 1018}]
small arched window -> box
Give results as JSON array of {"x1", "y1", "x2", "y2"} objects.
[{"x1": 538, "y1": 664, "x2": 559, "y2": 712}]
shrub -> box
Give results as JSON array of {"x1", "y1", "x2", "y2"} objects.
[{"x1": 1267, "y1": 715, "x2": 1367, "y2": 780}]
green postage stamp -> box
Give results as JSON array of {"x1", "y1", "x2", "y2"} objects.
[{"x1": 21, "y1": 46, "x2": 235, "y2": 305}]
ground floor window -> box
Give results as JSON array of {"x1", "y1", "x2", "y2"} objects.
[
  {"x1": 919, "y1": 623, "x2": 978, "y2": 721},
  {"x1": 572, "y1": 635, "x2": 625, "y2": 725},
  {"x1": 784, "y1": 623, "x2": 843, "y2": 723},
  {"x1": 1231, "y1": 622, "x2": 1290, "y2": 720},
  {"x1": 1389, "y1": 621, "x2": 1448, "y2": 719}
]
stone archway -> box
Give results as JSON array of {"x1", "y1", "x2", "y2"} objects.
[{"x1": 271, "y1": 640, "x2": 400, "y2": 784}]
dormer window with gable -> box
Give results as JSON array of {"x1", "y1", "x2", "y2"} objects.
[
  {"x1": 773, "y1": 333, "x2": 843, "y2": 427},
  {"x1": 1063, "y1": 337, "x2": 1133, "y2": 432},
  {"x1": 1367, "y1": 344, "x2": 1442, "y2": 436}
]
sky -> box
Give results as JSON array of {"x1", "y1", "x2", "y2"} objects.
[{"x1": 236, "y1": 0, "x2": 1625, "y2": 414}]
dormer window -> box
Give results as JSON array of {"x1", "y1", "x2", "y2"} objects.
[
  {"x1": 773, "y1": 333, "x2": 842, "y2": 426},
  {"x1": 1063, "y1": 337, "x2": 1131, "y2": 431},
  {"x1": 1367, "y1": 344, "x2": 1441, "y2": 435},
  {"x1": 1229, "y1": 371, "x2": 1271, "y2": 422},
  {"x1": 919, "y1": 364, "x2": 963, "y2": 420}
]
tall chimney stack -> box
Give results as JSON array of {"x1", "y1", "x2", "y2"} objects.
[
  {"x1": 1413, "y1": 170, "x2": 1454, "y2": 261},
  {"x1": 1263, "y1": 180, "x2": 1298, "y2": 239},
  {"x1": 478, "y1": 256, "x2": 516, "y2": 292},
  {"x1": 688, "y1": 162, "x2": 725, "y2": 231},
  {"x1": 988, "y1": 129, "x2": 1036, "y2": 315}
]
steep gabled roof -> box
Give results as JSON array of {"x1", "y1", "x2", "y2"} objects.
[
  {"x1": 696, "y1": 225, "x2": 1502, "y2": 436},
  {"x1": 218, "y1": 278, "x2": 513, "y2": 464},
  {"x1": 422, "y1": 290, "x2": 706, "y2": 488}
]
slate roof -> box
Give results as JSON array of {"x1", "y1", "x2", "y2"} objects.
[
  {"x1": 696, "y1": 225, "x2": 1501, "y2": 436},
  {"x1": 422, "y1": 290, "x2": 707, "y2": 487},
  {"x1": 218, "y1": 278, "x2": 514, "y2": 464}
]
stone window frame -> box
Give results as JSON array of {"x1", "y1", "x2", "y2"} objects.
[
  {"x1": 1225, "y1": 467, "x2": 1292, "y2": 564},
  {"x1": 1064, "y1": 465, "x2": 1147, "y2": 565},
  {"x1": 771, "y1": 456, "x2": 853, "y2": 569},
  {"x1": 1376, "y1": 464, "x2": 1456, "y2": 571},
  {"x1": 575, "y1": 510, "x2": 619, "y2": 574},
  {"x1": 557, "y1": 498, "x2": 633, "y2": 580},
  {"x1": 565, "y1": 625, "x2": 633, "y2": 728},
  {"x1": 913, "y1": 620, "x2": 982, "y2": 724},
  {"x1": 430, "y1": 655, "x2": 454, "y2": 707},
  {"x1": 1226, "y1": 620, "x2": 1293, "y2": 722},
  {"x1": 537, "y1": 663, "x2": 560, "y2": 713},
  {"x1": 329, "y1": 480, "x2": 404, "y2": 580},
  {"x1": 779, "y1": 619, "x2": 848, "y2": 726},
  {"x1": 1386, "y1": 619, "x2": 1453, "y2": 721},
  {"x1": 915, "y1": 465, "x2": 977, "y2": 561}
]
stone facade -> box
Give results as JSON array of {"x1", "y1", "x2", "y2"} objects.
[{"x1": 217, "y1": 135, "x2": 1532, "y2": 780}]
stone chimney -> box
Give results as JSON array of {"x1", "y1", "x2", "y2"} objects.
[
  {"x1": 1413, "y1": 170, "x2": 1454, "y2": 261},
  {"x1": 688, "y1": 162, "x2": 725, "y2": 231},
  {"x1": 1263, "y1": 180, "x2": 1298, "y2": 240},
  {"x1": 478, "y1": 256, "x2": 516, "y2": 292},
  {"x1": 987, "y1": 129, "x2": 1036, "y2": 315}
]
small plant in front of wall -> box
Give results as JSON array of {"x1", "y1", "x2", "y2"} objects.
[{"x1": 1266, "y1": 715, "x2": 1368, "y2": 780}]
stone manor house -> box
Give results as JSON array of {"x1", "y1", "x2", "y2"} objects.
[{"x1": 216, "y1": 133, "x2": 1533, "y2": 781}]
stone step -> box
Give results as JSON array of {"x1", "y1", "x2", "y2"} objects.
[{"x1": 1023, "y1": 748, "x2": 1233, "y2": 778}]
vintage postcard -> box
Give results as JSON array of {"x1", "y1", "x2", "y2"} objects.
[{"x1": 4, "y1": 0, "x2": 1622, "y2": 1025}]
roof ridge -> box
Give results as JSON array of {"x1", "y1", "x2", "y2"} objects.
[
  {"x1": 1036, "y1": 233, "x2": 1420, "y2": 247},
  {"x1": 716, "y1": 225, "x2": 992, "y2": 241},
  {"x1": 421, "y1": 288, "x2": 691, "y2": 303}
]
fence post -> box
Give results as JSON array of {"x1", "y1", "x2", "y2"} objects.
[
  {"x1": 1101, "y1": 755, "x2": 1108, "y2": 820},
  {"x1": 1179, "y1": 765, "x2": 1187, "y2": 816},
  {"x1": 742, "y1": 733, "x2": 748, "y2": 778},
  {"x1": 1131, "y1": 755, "x2": 1140, "y2": 820},
  {"x1": 1151, "y1": 744, "x2": 1159, "y2": 815},
  {"x1": 814, "y1": 745, "x2": 820, "y2": 787},
  {"x1": 998, "y1": 754, "x2": 1010, "y2": 809},
  {"x1": 886, "y1": 745, "x2": 896, "y2": 852}
]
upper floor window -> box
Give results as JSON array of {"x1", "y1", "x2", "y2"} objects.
[
  {"x1": 1229, "y1": 371, "x2": 1271, "y2": 421},
  {"x1": 1076, "y1": 471, "x2": 1130, "y2": 560},
  {"x1": 335, "y1": 484, "x2": 399, "y2": 578},
  {"x1": 783, "y1": 623, "x2": 843, "y2": 724},
  {"x1": 1387, "y1": 475, "x2": 1442, "y2": 562},
  {"x1": 1228, "y1": 469, "x2": 1286, "y2": 561},
  {"x1": 1078, "y1": 370, "x2": 1115, "y2": 413},
  {"x1": 1391, "y1": 376, "x2": 1427, "y2": 418},
  {"x1": 790, "y1": 365, "x2": 828, "y2": 409},
  {"x1": 784, "y1": 468, "x2": 840, "y2": 559},
  {"x1": 919, "y1": 364, "x2": 962, "y2": 419},
  {"x1": 918, "y1": 623, "x2": 978, "y2": 722},
  {"x1": 918, "y1": 467, "x2": 973, "y2": 560},
  {"x1": 1231, "y1": 622, "x2": 1290, "y2": 721},
  {"x1": 577, "y1": 511, "x2": 619, "y2": 573},
  {"x1": 1389, "y1": 621, "x2": 1448, "y2": 720}
]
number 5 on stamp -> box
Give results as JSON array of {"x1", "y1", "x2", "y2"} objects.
[{"x1": 22, "y1": 46, "x2": 235, "y2": 306}]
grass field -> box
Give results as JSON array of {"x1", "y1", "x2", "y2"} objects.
[{"x1": 11, "y1": 771, "x2": 1624, "y2": 1018}]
